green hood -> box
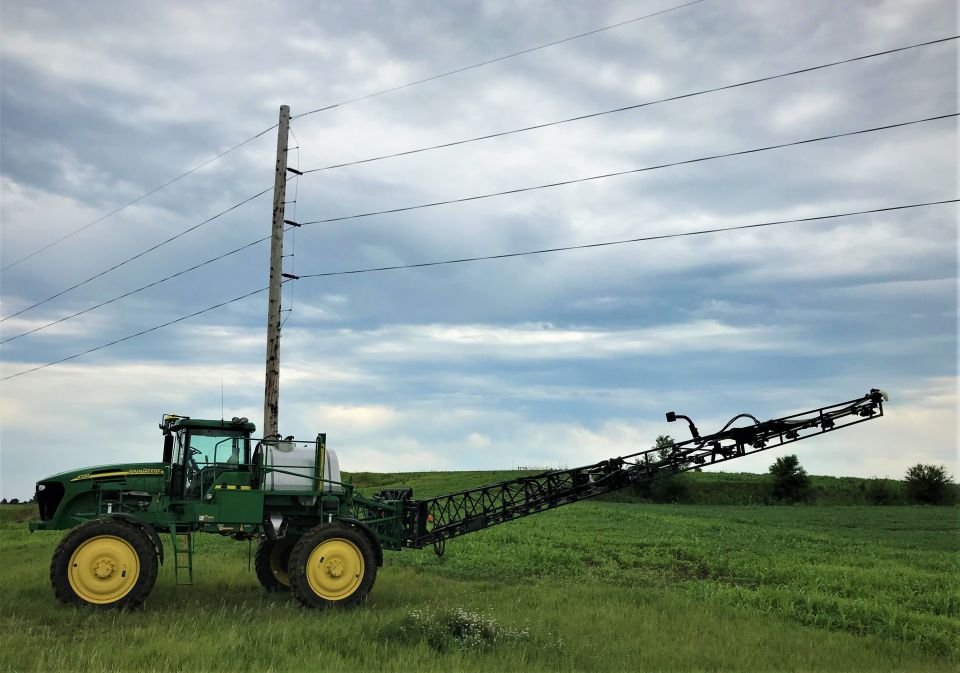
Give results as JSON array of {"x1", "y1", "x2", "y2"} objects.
[{"x1": 39, "y1": 462, "x2": 167, "y2": 484}]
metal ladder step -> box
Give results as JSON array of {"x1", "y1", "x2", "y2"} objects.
[{"x1": 169, "y1": 529, "x2": 194, "y2": 585}]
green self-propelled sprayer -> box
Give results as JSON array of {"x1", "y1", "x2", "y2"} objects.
[{"x1": 29, "y1": 390, "x2": 887, "y2": 610}]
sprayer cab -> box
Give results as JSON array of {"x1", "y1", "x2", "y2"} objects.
[{"x1": 159, "y1": 415, "x2": 257, "y2": 499}]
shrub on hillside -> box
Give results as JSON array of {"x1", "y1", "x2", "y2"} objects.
[
  {"x1": 647, "y1": 474, "x2": 691, "y2": 503},
  {"x1": 655, "y1": 434, "x2": 697, "y2": 471},
  {"x1": 865, "y1": 478, "x2": 897, "y2": 505},
  {"x1": 768, "y1": 455, "x2": 810, "y2": 503},
  {"x1": 904, "y1": 464, "x2": 955, "y2": 505},
  {"x1": 629, "y1": 434, "x2": 692, "y2": 502}
]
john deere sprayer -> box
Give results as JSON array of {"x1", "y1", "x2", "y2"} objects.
[{"x1": 29, "y1": 390, "x2": 886, "y2": 610}]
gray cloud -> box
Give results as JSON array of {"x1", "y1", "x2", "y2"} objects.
[{"x1": 1, "y1": 0, "x2": 957, "y2": 498}]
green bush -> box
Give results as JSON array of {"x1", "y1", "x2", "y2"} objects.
[
  {"x1": 904, "y1": 464, "x2": 955, "y2": 505},
  {"x1": 768, "y1": 455, "x2": 810, "y2": 503},
  {"x1": 628, "y1": 472, "x2": 691, "y2": 503},
  {"x1": 648, "y1": 474, "x2": 691, "y2": 503},
  {"x1": 865, "y1": 478, "x2": 896, "y2": 505}
]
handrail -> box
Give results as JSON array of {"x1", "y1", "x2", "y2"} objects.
[{"x1": 191, "y1": 459, "x2": 353, "y2": 493}]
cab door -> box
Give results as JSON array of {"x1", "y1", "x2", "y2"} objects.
[{"x1": 165, "y1": 429, "x2": 187, "y2": 499}]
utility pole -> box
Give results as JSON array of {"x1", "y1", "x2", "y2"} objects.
[{"x1": 263, "y1": 104, "x2": 290, "y2": 441}]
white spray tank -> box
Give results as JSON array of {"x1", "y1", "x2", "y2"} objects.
[{"x1": 265, "y1": 433, "x2": 341, "y2": 493}]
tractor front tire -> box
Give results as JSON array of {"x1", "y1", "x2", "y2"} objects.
[
  {"x1": 288, "y1": 524, "x2": 377, "y2": 609},
  {"x1": 254, "y1": 536, "x2": 298, "y2": 592},
  {"x1": 50, "y1": 519, "x2": 158, "y2": 610}
]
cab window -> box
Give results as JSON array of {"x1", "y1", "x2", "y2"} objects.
[
  {"x1": 172, "y1": 430, "x2": 186, "y2": 465},
  {"x1": 182, "y1": 430, "x2": 249, "y2": 498},
  {"x1": 187, "y1": 430, "x2": 246, "y2": 467}
]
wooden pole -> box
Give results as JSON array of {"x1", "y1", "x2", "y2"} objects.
[{"x1": 263, "y1": 104, "x2": 290, "y2": 441}]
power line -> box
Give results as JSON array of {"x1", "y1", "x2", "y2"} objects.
[
  {"x1": 2, "y1": 198, "x2": 953, "y2": 382},
  {"x1": 297, "y1": 114, "x2": 957, "y2": 226},
  {"x1": 0, "y1": 125, "x2": 277, "y2": 273},
  {"x1": 0, "y1": 236, "x2": 271, "y2": 344},
  {"x1": 293, "y1": 0, "x2": 706, "y2": 119},
  {"x1": 301, "y1": 36, "x2": 958, "y2": 174},
  {"x1": 2, "y1": 191, "x2": 299, "y2": 341},
  {"x1": 0, "y1": 185, "x2": 275, "y2": 323},
  {"x1": 296, "y1": 200, "x2": 956, "y2": 279},
  {"x1": 5, "y1": 113, "x2": 952, "y2": 334},
  {"x1": 0, "y1": 0, "x2": 704, "y2": 272},
  {"x1": 1, "y1": 287, "x2": 271, "y2": 382}
]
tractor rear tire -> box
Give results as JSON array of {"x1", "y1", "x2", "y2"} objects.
[
  {"x1": 288, "y1": 523, "x2": 377, "y2": 609},
  {"x1": 254, "y1": 536, "x2": 298, "y2": 592},
  {"x1": 50, "y1": 519, "x2": 158, "y2": 610}
]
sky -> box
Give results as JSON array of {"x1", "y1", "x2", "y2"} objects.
[{"x1": 0, "y1": 0, "x2": 956, "y2": 500}]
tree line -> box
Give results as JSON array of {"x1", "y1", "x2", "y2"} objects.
[{"x1": 623, "y1": 434, "x2": 957, "y2": 506}]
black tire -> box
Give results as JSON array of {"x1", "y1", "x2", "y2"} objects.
[
  {"x1": 254, "y1": 536, "x2": 298, "y2": 592},
  {"x1": 50, "y1": 519, "x2": 158, "y2": 610},
  {"x1": 288, "y1": 523, "x2": 377, "y2": 609}
]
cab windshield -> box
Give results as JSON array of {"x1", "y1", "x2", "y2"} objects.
[
  {"x1": 188, "y1": 430, "x2": 247, "y2": 466},
  {"x1": 174, "y1": 428, "x2": 250, "y2": 499}
]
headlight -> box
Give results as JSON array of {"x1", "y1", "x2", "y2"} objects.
[{"x1": 37, "y1": 484, "x2": 46, "y2": 492}]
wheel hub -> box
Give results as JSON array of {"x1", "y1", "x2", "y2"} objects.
[
  {"x1": 325, "y1": 558, "x2": 344, "y2": 578},
  {"x1": 93, "y1": 558, "x2": 115, "y2": 579}
]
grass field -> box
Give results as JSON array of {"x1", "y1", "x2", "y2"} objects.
[{"x1": 0, "y1": 472, "x2": 957, "y2": 672}]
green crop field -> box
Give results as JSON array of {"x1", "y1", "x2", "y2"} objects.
[{"x1": 1, "y1": 471, "x2": 957, "y2": 673}]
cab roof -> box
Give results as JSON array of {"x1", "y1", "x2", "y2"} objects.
[{"x1": 162, "y1": 415, "x2": 256, "y2": 433}]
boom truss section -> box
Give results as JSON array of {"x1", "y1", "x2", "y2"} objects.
[{"x1": 393, "y1": 389, "x2": 885, "y2": 549}]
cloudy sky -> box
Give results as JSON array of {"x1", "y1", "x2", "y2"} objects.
[{"x1": 0, "y1": 0, "x2": 956, "y2": 499}]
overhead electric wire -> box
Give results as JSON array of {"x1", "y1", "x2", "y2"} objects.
[
  {"x1": 302, "y1": 36, "x2": 958, "y2": 174},
  {"x1": 4, "y1": 112, "x2": 953, "y2": 338},
  {"x1": 0, "y1": 125, "x2": 278, "y2": 273},
  {"x1": 293, "y1": 0, "x2": 706, "y2": 119},
  {"x1": 0, "y1": 286, "x2": 272, "y2": 382},
  {"x1": 2, "y1": 198, "x2": 954, "y2": 382},
  {"x1": 1, "y1": 0, "x2": 703, "y2": 273},
  {"x1": 295, "y1": 200, "x2": 958, "y2": 279},
  {"x1": 0, "y1": 236, "x2": 271, "y2": 344},
  {"x1": 297, "y1": 113, "x2": 957, "y2": 226},
  {"x1": 0, "y1": 185, "x2": 276, "y2": 323}
]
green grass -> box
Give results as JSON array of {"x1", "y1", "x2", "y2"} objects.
[{"x1": 1, "y1": 474, "x2": 957, "y2": 672}]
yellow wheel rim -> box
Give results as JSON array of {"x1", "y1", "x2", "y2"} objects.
[
  {"x1": 67, "y1": 535, "x2": 140, "y2": 604},
  {"x1": 305, "y1": 538, "x2": 364, "y2": 600},
  {"x1": 270, "y1": 539, "x2": 293, "y2": 586}
]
